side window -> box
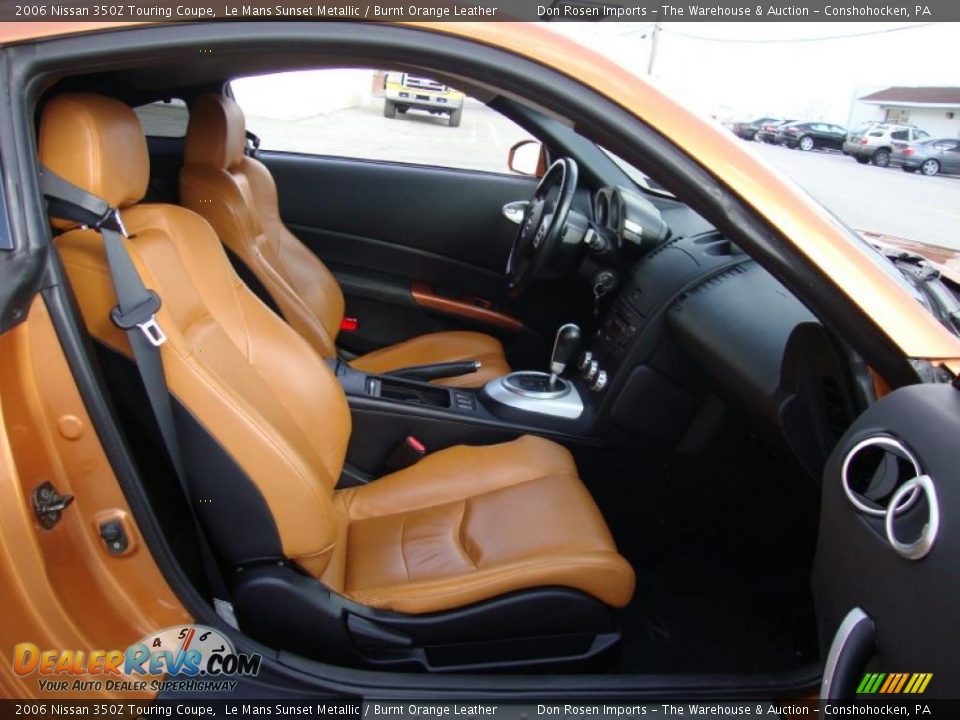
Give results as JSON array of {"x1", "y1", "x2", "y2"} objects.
[
  {"x1": 913, "y1": 129, "x2": 930, "y2": 140},
  {"x1": 890, "y1": 130, "x2": 908, "y2": 141},
  {"x1": 133, "y1": 99, "x2": 189, "y2": 138},
  {"x1": 231, "y1": 69, "x2": 536, "y2": 175}
]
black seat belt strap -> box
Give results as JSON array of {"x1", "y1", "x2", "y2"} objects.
[{"x1": 40, "y1": 167, "x2": 230, "y2": 604}]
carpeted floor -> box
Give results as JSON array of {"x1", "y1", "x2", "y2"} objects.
[{"x1": 575, "y1": 437, "x2": 821, "y2": 675}]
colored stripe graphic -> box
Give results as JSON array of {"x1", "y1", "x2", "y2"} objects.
[{"x1": 858, "y1": 672, "x2": 932, "y2": 694}]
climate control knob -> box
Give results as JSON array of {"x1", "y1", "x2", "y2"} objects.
[
  {"x1": 591, "y1": 370, "x2": 608, "y2": 392},
  {"x1": 585, "y1": 360, "x2": 600, "y2": 382},
  {"x1": 578, "y1": 351, "x2": 593, "y2": 374}
]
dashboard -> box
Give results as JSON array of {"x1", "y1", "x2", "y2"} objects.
[
  {"x1": 573, "y1": 184, "x2": 864, "y2": 477},
  {"x1": 592, "y1": 186, "x2": 668, "y2": 255}
]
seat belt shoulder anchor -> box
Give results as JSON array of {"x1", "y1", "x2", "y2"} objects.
[
  {"x1": 110, "y1": 289, "x2": 167, "y2": 347},
  {"x1": 94, "y1": 207, "x2": 129, "y2": 236}
]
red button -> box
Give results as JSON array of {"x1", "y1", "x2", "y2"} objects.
[
  {"x1": 406, "y1": 436, "x2": 427, "y2": 454},
  {"x1": 340, "y1": 317, "x2": 359, "y2": 332}
]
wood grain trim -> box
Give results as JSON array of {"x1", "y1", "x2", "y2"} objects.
[{"x1": 411, "y1": 282, "x2": 524, "y2": 333}]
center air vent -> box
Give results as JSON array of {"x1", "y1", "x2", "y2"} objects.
[{"x1": 841, "y1": 436, "x2": 921, "y2": 517}]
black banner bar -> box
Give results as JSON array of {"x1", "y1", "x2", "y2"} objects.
[
  {"x1": 2, "y1": 700, "x2": 960, "y2": 720},
  {"x1": 0, "y1": 0, "x2": 955, "y2": 22}
]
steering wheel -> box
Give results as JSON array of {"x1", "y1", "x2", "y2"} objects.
[{"x1": 506, "y1": 157, "x2": 578, "y2": 295}]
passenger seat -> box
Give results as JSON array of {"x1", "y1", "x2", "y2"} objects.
[{"x1": 42, "y1": 93, "x2": 634, "y2": 670}]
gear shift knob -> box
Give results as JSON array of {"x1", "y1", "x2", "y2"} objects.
[{"x1": 549, "y1": 323, "x2": 582, "y2": 385}]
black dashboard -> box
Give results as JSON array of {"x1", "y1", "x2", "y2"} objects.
[{"x1": 574, "y1": 185, "x2": 864, "y2": 476}]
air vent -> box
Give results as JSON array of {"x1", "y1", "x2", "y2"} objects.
[{"x1": 841, "y1": 436, "x2": 921, "y2": 517}]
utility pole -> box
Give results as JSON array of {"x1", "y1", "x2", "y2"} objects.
[{"x1": 647, "y1": 22, "x2": 662, "y2": 76}]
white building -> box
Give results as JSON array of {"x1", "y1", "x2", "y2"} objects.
[{"x1": 849, "y1": 86, "x2": 960, "y2": 138}]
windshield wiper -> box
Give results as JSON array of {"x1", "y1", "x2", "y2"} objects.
[{"x1": 887, "y1": 255, "x2": 960, "y2": 336}]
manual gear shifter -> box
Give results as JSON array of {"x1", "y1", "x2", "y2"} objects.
[{"x1": 549, "y1": 323, "x2": 582, "y2": 388}]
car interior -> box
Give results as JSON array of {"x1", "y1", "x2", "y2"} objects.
[{"x1": 18, "y1": 25, "x2": 895, "y2": 694}]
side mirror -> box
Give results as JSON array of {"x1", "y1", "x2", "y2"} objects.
[{"x1": 508, "y1": 139, "x2": 547, "y2": 177}]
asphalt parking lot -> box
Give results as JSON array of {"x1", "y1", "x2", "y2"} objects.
[
  {"x1": 247, "y1": 98, "x2": 533, "y2": 175},
  {"x1": 748, "y1": 141, "x2": 960, "y2": 252}
]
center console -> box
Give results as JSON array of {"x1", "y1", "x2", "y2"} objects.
[
  {"x1": 332, "y1": 324, "x2": 600, "y2": 474},
  {"x1": 336, "y1": 233, "x2": 752, "y2": 474}
]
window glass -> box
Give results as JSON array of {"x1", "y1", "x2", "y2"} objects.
[
  {"x1": 231, "y1": 69, "x2": 536, "y2": 175},
  {"x1": 133, "y1": 99, "x2": 189, "y2": 138},
  {"x1": 913, "y1": 129, "x2": 930, "y2": 140},
  {"x1": 890, "y1": 130, "x2": 908, "y2": 141},
  {"x1": 601, "y1": 148, "x2": 668, "y2": 194}
]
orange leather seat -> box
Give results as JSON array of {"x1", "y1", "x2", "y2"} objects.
[
  {"x1": 179, "y1": 93, "x2": 510, "y2": 388},
  {"x1": 41, "y1": 94, "x2": 635, "y2": 617}
]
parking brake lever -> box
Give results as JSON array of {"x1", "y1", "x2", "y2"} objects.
[{"x1": 386, "y1": 361, "x2": 481, "y2": 383}]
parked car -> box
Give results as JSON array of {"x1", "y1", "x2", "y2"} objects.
[
  {"x1": 384, "y1": 71, "x2": 465, "y2": 127},
  {"x1": 776, "y1": 122, "x2": 847, "y2": 151},
  {"x1": 756, "y1": 119, "x2": 795, "y2": 144},
  {"x1": 891, "y1": 137, "x2": 960, "y2": 176},
  {"x1": 732, "y1": 116, "x2": 780, "y2": 141},
  {"x1": 843, "y1": 122, "x2": 931, "y2": 167}
]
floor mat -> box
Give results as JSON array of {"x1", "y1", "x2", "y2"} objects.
[{"x1": 576, "y1": 440, "x2": 821, "y2": 674}]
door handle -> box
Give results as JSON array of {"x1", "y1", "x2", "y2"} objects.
[
  {"x1": 502, "y1": 200, "x2": 529, "y2": 225},
  {"x1": 820, "y1": 607, "x2": 876, "y2": 710}
]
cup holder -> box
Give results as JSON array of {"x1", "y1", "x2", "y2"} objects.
[{"x1": 840, "y1": 436, "x2": 922, "y2": 517}]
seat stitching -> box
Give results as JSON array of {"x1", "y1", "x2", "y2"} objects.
[
  {"x1": 362, "y1": 471, "x2": 581, "y2": 519},
  {"x1": 398, "y1": 512, "x2": 411, "y2": 582},
  {"x1": 350, "y1": 555, "x2": 634, "y2": 605},
  {"x1": 456, "y1": 500, "x2": 478, "y2": 569}
]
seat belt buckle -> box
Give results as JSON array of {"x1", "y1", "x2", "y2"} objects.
[
  {"x1": 110, "y1": 289, "x2": 167, "y2": 347},
  {"x1": 340, "y1": 316, "x2": 359, "y2": 332},
  {"x1": 383, "y1": 435, "x2": 427, "y2": 472}
]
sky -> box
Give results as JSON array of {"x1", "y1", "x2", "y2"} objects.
[{"x1": 545, "y1": 22, "x2": 960, "y2": 123}]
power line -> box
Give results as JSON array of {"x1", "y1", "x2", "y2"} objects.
[{"x1": 663, "y1": 22, "x2": 938, "y2": 44}]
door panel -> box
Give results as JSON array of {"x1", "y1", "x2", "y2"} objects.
[
  {"x1": 813, "y1": 383, "x2": 960, "y2": 699},
  {"x1": 262, "y1": 152, "x2": 536, "y2": 351},
  {"x1": 265, "y1": 152, "x2": 533, "y2": 283}
]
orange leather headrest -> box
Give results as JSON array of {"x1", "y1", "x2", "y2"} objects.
[
  {"x1": 184, "y1": 94, "x2": 246, "y2": 170},
  {"x1": 39, "y1": 93, "x2": 149, "y2": 209}
]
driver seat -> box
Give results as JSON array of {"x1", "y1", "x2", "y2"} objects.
[{"x1": 179, "y1": 93, "x2": 510, "y2": 388}]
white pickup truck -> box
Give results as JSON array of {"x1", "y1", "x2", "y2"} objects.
[{"x1": 383, "y1": 72, "x2": 465, "y2": 127}]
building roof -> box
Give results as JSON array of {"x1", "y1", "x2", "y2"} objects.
[{"x1": 859, "y1": 86, "x2": 960, "y2": 107}]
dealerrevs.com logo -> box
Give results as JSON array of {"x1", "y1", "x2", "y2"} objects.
[{"x1": 12, "y1": 625, "x2": 261, "y2": 693}]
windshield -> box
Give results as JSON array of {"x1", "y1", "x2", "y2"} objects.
[
  {"x1": 551, "y1": 24, "x2": 959, "y2": 264},
  {"x1": 601, "y1": 147, "x2": 673, "y2": 196}
]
